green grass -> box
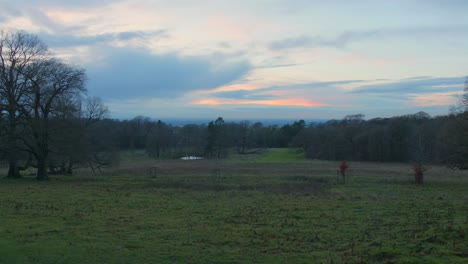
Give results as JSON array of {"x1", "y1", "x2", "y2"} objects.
[
  {"x1": 255, "y1": 148, "x2": 306, "y2": 162},
  {"x1": 118, "y1": 147, "x2": 306, "y2": 164},
  {"x1": 118, "y1": 149, "x2": 152, "y2": 164},
  {"x1": 0, "y1": 160, "x2": 467, "y2": 263}
]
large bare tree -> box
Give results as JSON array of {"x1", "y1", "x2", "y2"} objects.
[
  {"x1": 21, "y1": 58, "x2": 86, "y2": 180},
  {"x1": 0, "y1": 30, "x2": 47, "y2": 178}
]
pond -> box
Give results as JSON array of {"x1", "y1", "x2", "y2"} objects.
[{"x1": 180, "y1": 156, "x2": 204, "y2": 160}]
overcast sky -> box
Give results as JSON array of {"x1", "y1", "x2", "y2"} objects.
[{"x1": 1, "y1": 0, "x2": 468, "y2": 121}]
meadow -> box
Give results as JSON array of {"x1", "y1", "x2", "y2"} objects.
[{"x1": 0, "y1": 149, "x2": 467, "y2": 263}]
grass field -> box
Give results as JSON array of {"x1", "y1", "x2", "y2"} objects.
[
  {"x1": 0, "y1": 151, "x2": 467, "y2": 263},
  {"x1": 254, "y1": 148, "x2": 305, "y2": 163}
]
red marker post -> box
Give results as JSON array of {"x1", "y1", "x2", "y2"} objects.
[{"x1": 339, "y1": 161, "x2": 349, "y2": 183}]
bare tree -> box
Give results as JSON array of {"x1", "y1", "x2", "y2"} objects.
[
  {"x1": 0, "y1": 30, "x2": 48, "y2": 178},
  {"x1": 80, "y1": 96, "x2": 111, "y2": 173},
  {"x1": 81, "y1": 96, "x2": 108, "y2": 126},
  {"x1": 21, "y1": 59, "x2": 86, "y2": 180}
]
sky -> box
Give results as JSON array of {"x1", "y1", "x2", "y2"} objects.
[{"x1": 1, "y1": 0, "x2": 468, "y2": 121}]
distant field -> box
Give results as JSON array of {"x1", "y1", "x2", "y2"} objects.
[
  {"x1": 117, "y1": 148, "x2": 306, "y2": 165},
  {"x1": 254, "y1": 148, "x2": 306, "y2": 163},
  {"x1": 0, "y1": 151, "x2": 467, "y2": 263}
]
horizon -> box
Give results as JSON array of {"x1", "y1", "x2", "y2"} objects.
[
  {"x1": 1, "y1": 1, "x2": 467, "y2": 120},
  {"x1": 105, "y1": 109, "x2": 444, "y2": 126},
  {"x1": 110, "y1": 117, "x2": 327, "y2": 126}
]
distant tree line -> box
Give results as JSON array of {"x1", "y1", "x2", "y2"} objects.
[
  {"x1": 73, "y1": 108, "x2": 466, "y2": 171},
  {"x1": 293, "y1": 113, "x2": 452, "y2": 165}
]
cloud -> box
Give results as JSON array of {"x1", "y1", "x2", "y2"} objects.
[
  {"x1": 1, "y1": 4, "x2": 83, "y2": 33},
  {"x1": 210, "y1": 79, "x2": 365, "y2": 101},
  {"x1": 257, "y1": 80, "x2": 365, "y2": 93},
  {"x1": 270, "y1": 36, "x2": 313, "y2": 50},
  {"x1": 2, "y1": 0, "x2": 465, "y2": 121},
  {"x1": 270, "y1": 26, "x2": 468, "y2": 50},
  {"x1": 192, "y1": 80, "x2": 366, "y2": 108},
  {"x1": 269, "y1": 31, "x2": 380, "y2": 50},
  {"x1": 208, "y1": 79, "x2": 365, "y2": 99},
  {"x1": 40, "y1": 30, "x2": 168, "y2": 48},
  {"x1": 210, "y1": 90, "x2": 277, "y2": 100},
  {"x1": 7, "y1": 0, "x2": 115, "y2": 8},
  {"x1": 0, "y1": 4, "x2": 23, "y2": 22},
  {"x1": 411, "y1": 92, "x2": 460, "y2": 107},
  {"x1": 194, "y1": 77, "x2": 462, "y2": 115},
  {"x1": 255, "y1": 63, "x2": 309, "y2": 69},
  {"x1": 87, "y1": 47, "x2": 252, "y2": 99},
  {"x1": 352, "y1": 77, "x2": 464, "y2": 95},
  {"x1": 193, "y1": 98, "x2": 327, "y2": 108},
  {"x1": 24, "y1": 7, "x2": 61, "y2": 31}
]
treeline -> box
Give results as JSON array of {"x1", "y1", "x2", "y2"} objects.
[
  {"x1": 83, "y1": 116, "x2": 301, "y2": 159},
  {"x1": 293, "y1": 113, "x2": 462, "y2": 165},
  {"x1": 4, "y1": 109, "x2": 466, "y2": 179},
  {"x1": 85, "y1": 110, "x2": 467, "y2": 170}
]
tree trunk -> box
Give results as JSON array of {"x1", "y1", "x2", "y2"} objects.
[
  {"x1": 7, "y1": 159, "x2": 20, "y2": 178},
  {"x1": 36, "y1": 157, "x2": 48, "y2": 181},
  {"x1": 156, "y1": 142, "x2": 160, "y2": 158},
  {"x1": 415, "y1": 171, "x2": 423, "y2": 185},
  {"x1": 66, "y1": 158, "x2": 73, "y2": 175},
  {"x1": 6, "y1": 108, "x2": 21, "y2": 178}
]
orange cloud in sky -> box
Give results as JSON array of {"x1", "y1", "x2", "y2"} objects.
[
  {"x1": 193, "y1": 98, "x2": 328, "y2": 107},
  {"x1": 211, "y1": 83, "x2": 261, "y2": 93}
]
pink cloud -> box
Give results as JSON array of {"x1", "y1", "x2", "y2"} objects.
[
  {"x1": 209, "y1": 83, "x2": 261, "y2": 93},
  {"x1": 193, "y1": 98, "x2": 329, "y2": 107}
]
